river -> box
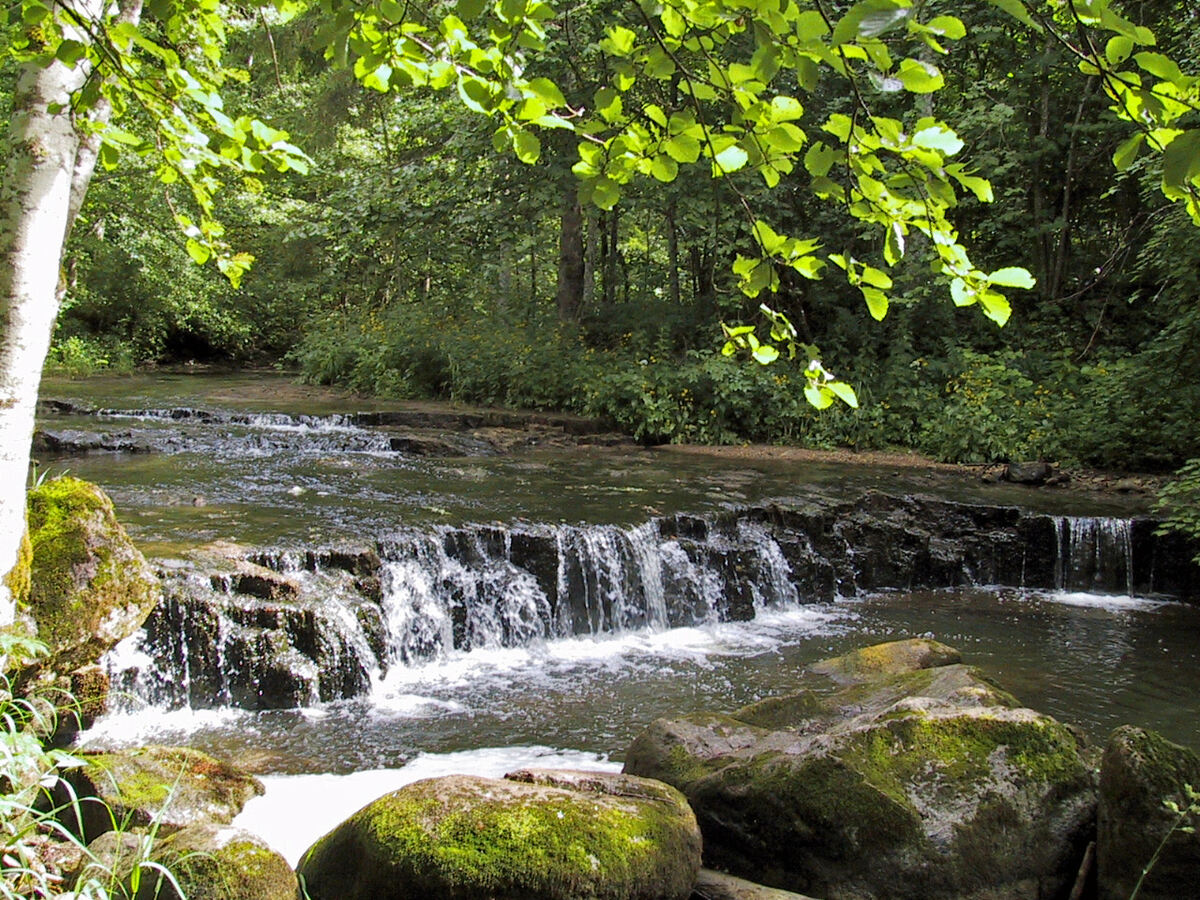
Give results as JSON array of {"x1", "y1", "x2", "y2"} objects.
[{"x1": 35, "y1": 372, "x2": 1200, "y2": 862}]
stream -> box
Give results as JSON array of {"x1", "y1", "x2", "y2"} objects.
[{"x1": 35, "y1": 372, "x2": 1200, "y2": 863}]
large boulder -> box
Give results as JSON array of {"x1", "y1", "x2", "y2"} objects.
[
  {"x1": 25, "y1": 477, "x2": 161, "y2": 674},
  {"x1": 132, "y1": 824, "x2": 298, "y2": 900},
  {"x1": 1097, "y1": 725, "x2": 1200, "y2": 900},
  {"x1": 297, "y1": 768, "x2": 701, "y2": 900},
  {"x1": 624, "y1": 639, "x2": 1097, "y2": 900},
  {"x1": 59, "y1": 745, "x2": 264, "y2": 843}
]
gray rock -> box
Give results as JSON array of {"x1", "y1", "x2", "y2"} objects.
[
  {"x1": 692, "y1": 869, "x2": 822, "y2": 900},
  {"x1": 298, "y1": 769, "x2": 701, "y2": 900},
  {"x1": 1004, "y1": 461, "x2": 1052, "y2": 485},
  {"x1": 58, "y1": 745, "x2": 264, "y2": 843},
  {"x1": 624, "y1": 641, "x2": 1096, "y2": 900},
  {"x1": 1097, "y1": 725, "x2": 1200, "y2": 900}
]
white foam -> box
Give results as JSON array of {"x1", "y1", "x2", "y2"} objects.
[
  {"x1": 1040, "y1": 590, "x2": 1167, "y2": 612},
  {"x1": 233, "y1": 746, "x2": 621, "y2": 866},
  {"x1": 77, "y1": 705, "x2": 249, "y2": 747},
  {"x1": 368, "y1": 603, "x2": 845, "y2": 700}
]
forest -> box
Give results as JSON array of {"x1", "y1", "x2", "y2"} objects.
[
  {"x1": 7, "y1": 0, "x2": 1200, "y2": 508},
  {"x1": 3, "y1": 3, "x2": 1200, "y2": 897},
  {"x1": 22, "y1": 1, "x2": 1196, "y2": 474}
]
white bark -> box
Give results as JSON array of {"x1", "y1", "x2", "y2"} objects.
[{"x1": 0, "y1": 21, "x2": 96, "y2": 625}]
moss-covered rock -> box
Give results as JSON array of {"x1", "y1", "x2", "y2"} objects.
[
  {"x1": 297, "y1": 769, "x2": 701, "y2": 900},
  {"x1": 808, "y1": 637, "x2": 962, "y2": 682},
  {"x1": 624, "y1": 641, "x2": 1097, "y2": 900},
  {"x1": 1097, "y1": 725, "x2": 1200, "y2": 900},
  {"x1": 5, "y1": 526, "x2": 33, "y2": 609},
  {"x1": 134, "y1": 824, "x2": 298, "y2": 900},
  {"x1": 26, "y1": 477, "x2": 161, "y2": 674},
  {"x1": 58, "y1": 745, "x2": 264, "y2": 843}
]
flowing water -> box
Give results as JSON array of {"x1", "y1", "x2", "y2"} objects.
[{"x1": 36, "y1": 373, "x2": 1200, "y2": 860}]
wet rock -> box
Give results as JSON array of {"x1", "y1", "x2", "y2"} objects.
[
  {"x1": 624, "y1": 641, "x2": 1096, "y2": 900},
  {"x1": 25, "y1": 477, "x2": 162, "y2": 676},
  {"x1": 691, "y1": 869, "x2": 821, "y2": 900},
  {"x1": 808, "y1": 637, "x2": 962, "y2": 682},
  {"x1": 1097, "y1": 725, "x2": 1200, "y2": 900},
  {"x1": 133, "y1": 824, "x2": 298, "y2": 900},
  {"x1": 58, "y1": 745, "x2": 264, "y2": 843},
  {"x1": 139, "y1": 569, "x2": 377, "y2": 709},
  {"x1": 1005, "y1": 461, "x2": 1052, "y2": 485},
  {"x1": 31, "y1": 429, "x2": 153, "y2": 455},
  {"x1": 297, "y1": 769, "x2": 701, "y2": 900},
  {"x1": 1113, "y1": 478, "x2": 1143, "y2": 494}
]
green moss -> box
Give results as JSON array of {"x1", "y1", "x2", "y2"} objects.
[
  {"x1": 301, "y1": 776, "x2": 698, "y2": 900},
  {"x1": 836, "y1": 709, "x2": 1088, "y2": 802},
  {"x1": 812, "y1": 638, "x2": 962, "y2": 681},
  {"x1": 3, "y1": 527, "x2": 32, "y2": 608},
  {"x1": 24, "y1": 476, "x2": 158, "y2": 671}
]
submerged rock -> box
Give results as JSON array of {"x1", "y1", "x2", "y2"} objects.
[
  {"x1": 25, "y1": 477, "x2": 161, "y2": 676},
  {"x1": 58, "y1": 745, "x2": 264, "y2": 843},
  {"x1": 1097, "y1": 725, "x2": 1200, "y2": 900},
  {"x1": 297, "y1": 769, "x2": 701, "y2": 900},
  {"x1": 624, "y1": 640, "x2": 1096, "y2": 900}
]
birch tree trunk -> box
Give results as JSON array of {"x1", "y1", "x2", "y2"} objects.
[{"x1": 0, "y1": 6, "x2": 108, "y2": 626}]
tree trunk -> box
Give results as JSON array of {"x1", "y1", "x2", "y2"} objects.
[
  {"x1": 0, "y1": 0, "x2": 136, "y2": 625},
  {"x1": 582, "y1": 209, "x2": 598, "y2": 310},
  {"x1": 0, "y1": 56, "x2": 90, "y2": 624},
  {"x1": 556, "y1": 191, "x2": 585, "y2": 321},
  {"x1": 665, "y1": 200, "x2": 681, "y2": 306}
]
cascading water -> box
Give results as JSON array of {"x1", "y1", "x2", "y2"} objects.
[
  {"x1": 105, "y1": 514, "x2": 805, "y2": 712},
  {"x1": 1053, "y1": 516, "x2": 1135, "y2": 595}
]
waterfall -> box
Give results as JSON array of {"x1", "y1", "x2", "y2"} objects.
[
  {"x1": 1053, "y1": 516, "x2": 1135, "y2": 595},
  {"x1": 103, "y1": 500, "x2": 1168, "y2": 713}
]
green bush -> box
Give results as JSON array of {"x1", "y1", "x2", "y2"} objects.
[
  {"x1": 0, "y1": 633, "x2": 186, "y2": 898},
  {"x1": 44, "y1": 336, "x2": 136, "y2": 378}
]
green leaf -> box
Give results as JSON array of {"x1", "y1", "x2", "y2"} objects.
[
  {"x1": 665, "y1": 134, "x2": 701, "y2": 164},
  {"x1": 591, "y1": 177, "x2": 620, "y2": 210},
  {"x1": 983, "y1": 0, "x2": 1038, "y2": 29},
  {"x1": 804, "y1": 142, "x2": 835, "y2": 177},
  {"x1": 925, "y1": 16, "x2": 966, "y2": 40},
  {"x1": 1106, "y1": 35, "x2": 1134, "y2": 66},
  {"x1": 527, "y1": 77, "x2": 567, "y2": 109},
  {"x1": 1112, "y1": 132, "x2": 1145, "y2": 170},
  {"x1": 978, "y1": 290, "x2": 1012, "y2": 326},
  {"x1": 712, "y1": 144, "x2": 749, "y2": 174},
  {"x1": 1134, "y1": 52, "x2": 1188, "y2": 85},
  {"x1": 650, "y1": 155, "x2": 679, "y2": 182},
  {"x1": 186, "y1": 239, "x2": 211, "y2": 265},
  {"x1": 805, "y1": 385, "x2": 834, "y2": 409},
  {"x1": 764, "y1": 124, "x2": 806, "y2": 153},
  {"x1": 55, "y1": 39, "x2": 87, "y2": 67},
  {"x1": 602, "y1": 25, "x2": 636, "y2": 57},
  {"x1": 771, "y1": 96, "x2": 804, "y2": 122},
  {"x1": 829, "y1": 381, "x2": 860, "y2": 408},
  {"x1": 895, "y1": 58, "x2": 944, "y2": 93},
  {"x1": 512, "y1": 130, "x2": 541, "y2": 164},
  {"x1": 1162, "y1": 130, "x2": 1200, "y2": 193},
  {"x1": 987, "y1": 267, "x2": 1036, "y2": 289},
  {"x1": 752, "y1": 344, "x2": 780, "y2": 365},
  {"x1": 912, "y1": 125, "x2": 963, "y2": 155},
  {"x1": 861, "y1": 286, "x2": 889, "y2": 320}
]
